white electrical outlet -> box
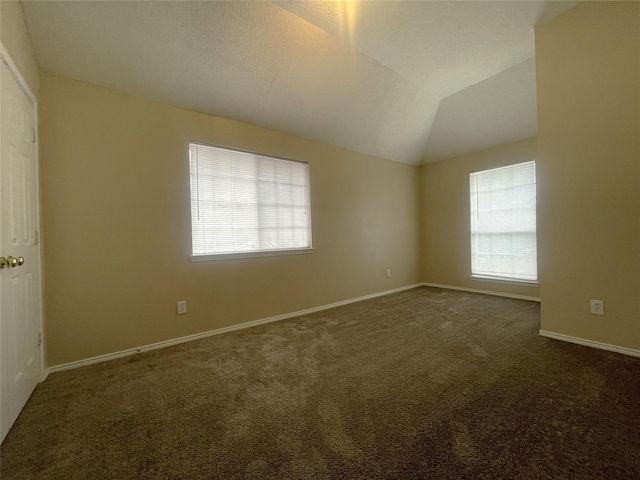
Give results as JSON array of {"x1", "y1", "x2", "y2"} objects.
[
  {"x1": 590, "y1": 300, "x2": 604, "y2": 316},
  {"x1": 386, "y1": 269, "x2": 391, "y2": 278},
  {"x1": 177, "y1": 301, "x2": 187, "y2": 315}
]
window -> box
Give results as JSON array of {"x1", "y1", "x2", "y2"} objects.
[
  {"x1": 189, "y1": 143, "x2": 312, "y2": 259},
  {"x1": 470, "y1": 161, "x2": 537, "y2": 283}
]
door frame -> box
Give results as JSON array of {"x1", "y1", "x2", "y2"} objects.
[{"x1": 0, "y1": 42, "x2": 46, "y2": 385}]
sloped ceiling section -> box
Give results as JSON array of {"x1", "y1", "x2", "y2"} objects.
[
  {"x1": 22, "y1": 1, "x2": 577, "y2": 165},
  {"x1": 424, "y1": 58, "x2": 538, "y2": 163}
]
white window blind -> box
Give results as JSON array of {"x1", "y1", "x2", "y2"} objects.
[
  {"x1": 470, "y1": 161, "x2": 537, "y2": 282},
  {"x1": 189, "y1": 143, "x2": 312, "y2": 257}
]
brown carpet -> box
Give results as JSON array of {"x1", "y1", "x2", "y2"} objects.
[{"x1": 1, "y1": 286, "x2": 639, "y2": 479}]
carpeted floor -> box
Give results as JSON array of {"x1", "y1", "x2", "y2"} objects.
[{"x1": 1, "y1": 286, "x2": 639, "y2": 479}]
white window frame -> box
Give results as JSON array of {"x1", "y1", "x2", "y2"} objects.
[
  {"x1": 189, "y1": 142, "x2": 314, "y2": 262},
  {"x1": 469, "y1": 160, "x2": 539, "y2": 286}
]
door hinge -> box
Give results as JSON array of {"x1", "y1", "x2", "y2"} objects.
[
  {"x1": 35, "y1": 231, "x2": 39, "y2": 245},
  {"x1": 37, "y1": 332, "x2": 42, "y2": 347},
  {"x1": 32, "y1": 128, "x2": 37, "y2": 143}
]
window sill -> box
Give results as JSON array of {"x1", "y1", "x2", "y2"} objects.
[
  {"x1": 191, "y1": 248, "x2": 315, "y2": 262},
  {"x1": 469, "y1": 275, "x2": 539, "y2": 288}
]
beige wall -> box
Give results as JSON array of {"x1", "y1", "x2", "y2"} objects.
[
  {"x1": 420, "y1": 138, "x2": 541, "y2": 299},
  {"x1": 0, "y1": 0, "x2": 39, "y2": 97},
  {"x1": 39, "y1": 73, "x2": 421, "y2": 366},
  {"x1": 535, "y1": 1, "x2": 639, "y2": 349},
  {"x1": 29, "y1": 0, "x2": 640, "y2": 366}
]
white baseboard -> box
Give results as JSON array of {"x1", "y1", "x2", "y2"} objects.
[
  {"x1": 539, "y1": 330, "x2": 640, "y2": 358},
  {"x1": 46, "y1": 283, "x2": 423, "y2": 375},
  {"x1": 421, "y1": 282, "x2": 540, "y2": 302}
]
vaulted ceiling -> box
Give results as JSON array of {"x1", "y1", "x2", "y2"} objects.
[{"x1": 22, "y1": 0, "x2": 578, "y2": 165}]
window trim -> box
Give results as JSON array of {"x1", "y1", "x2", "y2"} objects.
[
  {"x1": 469, "y1": 160, "x2": 538, "y2": 284},
  {"x1": 469, "y1": 274, "x2": 539, "y2": 288},
  {"x1": 190, "y1": 247, "x2": 315, "y2": 262},
  {"x1": 188, "y1": 141, "x2": 313, "y2": 261}
]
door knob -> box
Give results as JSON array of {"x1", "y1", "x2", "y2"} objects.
[{"x1": 0, "y1": 256, "x2": 23, "y2": 268}]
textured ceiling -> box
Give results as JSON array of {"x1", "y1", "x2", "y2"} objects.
[{"x1": 22, "y1": 0, "x2": 578, "y2": 165}]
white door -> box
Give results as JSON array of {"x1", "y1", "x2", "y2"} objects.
[{"x1": 0, "y1": 55, "x2": 42, "y2": 443}]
